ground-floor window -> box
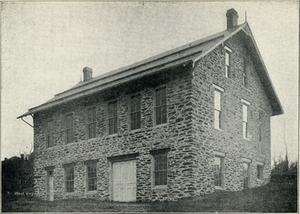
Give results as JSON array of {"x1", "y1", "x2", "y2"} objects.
[
  {"x1": 243, "y1": 162, "x2": 250, "y2": 189},
  {"x1": 257, "y1": 164, "x2": 264, "y2": 180},
  {"x1": 64, "y1": 165, "x2": 75, "y2": 193},
  {"x1": 151, "y1": 149, "x2": 169, "y2": 187},
  {"x1": 214, "y1": 156, "x2": 224, "y2": 188},
  {"x1": 86, "y1": 162, "x2": 97, "y2": 191}
]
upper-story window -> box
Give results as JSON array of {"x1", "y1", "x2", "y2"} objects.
[
  {"x1": 213, "y1": 85, "x2": 224, "y2": 130},
  {"x1": 108, "y1": 101, "x2": 118, "y2": 135},
  {"x1": 242, "y1": 100, "x2": 251, "y2": 139},
  {"x1": 243, "y1": 58, "x2": 249, "y2": 87},
  {"x1": 66, "y1": 114, "x2": 74, "y2": 144},
  {"x1": 46, "y1": 120, "x2": 54, "y2": 148},
  {"x1": 130, "y1": 94, "x2": 141, "y2": 130},
  {"x1": 225, "y1": 46, "x2": 232, "y2": 78},
  {"x1": 87, "y1": 107, "x2": 96, "y2": 139},
  {"x1": 155, "y1": 87, "x2": 167, "y2": 125}
]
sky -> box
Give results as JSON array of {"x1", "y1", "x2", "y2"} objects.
[{"x1": 1, "y1": 2, "x2": 298, "y2": 161}]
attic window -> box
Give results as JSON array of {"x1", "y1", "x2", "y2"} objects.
[{"x1": 225, "y1": 46, "x2": 232, "y2": 78}]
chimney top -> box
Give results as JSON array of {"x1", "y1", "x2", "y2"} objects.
[
  {"x1": 83, "y1": 67, "x2": 93, "y2": 81},
  {"x1": 226, "y1": 8, "x2": 239, "y2": 29}
]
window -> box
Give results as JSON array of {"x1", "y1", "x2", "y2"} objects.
[
  {"x1": 214, "y1": 156, "x2": 224, "y2": 188},
  {"x1": 153, "y1": 152, "x2": 168, "y2": 186},
  {"x1": 225, "y1": 47, "x2": 232, "y2": 78},
  {"x1": 214, "y1": 87, "x2": 223, "y2": 129},
  {"x1": 257, "y1": 164, "x2": 264, "y2": 180},
  {"x1": 46, "y1": 120, "x2": 54, "y2": 148},
  {"x1": 86, "y1": 162, "x2": 97, "y2": 191},
  {"x1": 243, "y1": 162, "x2": 250, "y2": 189},
  {"x1": 242, "y1": 100, "x2": 250, "y2": 139},
  {"x1": 130, "y1": 95, "x2": 141, "y2": 130},
  {"x1": 108, "y1": 101, "x2": 118, "y2": 135},
  {"x1": 66, "y1": 114, "x2": 74, "y2": 144},
  {"x1": 259, "y1": 111, "x2": 263, "y2": 142},
  {"x1": 65, "y1": 165, "x2": 75, "y2": 193},
  {"x1": 243, "y1": 58, "x2": 248, "y2": 87},
  {"x1": 155, "y1": 87, "x2": 167, "y2": 125},
  {"x1": 87, "y1": 107, "x2": 96, "y2": 139}
]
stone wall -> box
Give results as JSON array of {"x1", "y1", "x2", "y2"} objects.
[
  {"x1": 33, "y1": 66, "x2": 202, "y2": 201},
  {"x1": 191, "y1": 33, "x2": 272, "y2": 193},
  {"x1": 33, "y1": 34, "x2": 273, "y2": 201}
]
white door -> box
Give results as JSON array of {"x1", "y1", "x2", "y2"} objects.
[
  {"x1": 47, "y1": 171, "x2": 54, "y2": 201},
  {"x1": 112, "y1": 160, "x2": 136, "y2": 202}
]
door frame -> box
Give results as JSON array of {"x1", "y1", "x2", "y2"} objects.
[{"x1": 107, "y1": 153, "x2": 139, "y2": 201}]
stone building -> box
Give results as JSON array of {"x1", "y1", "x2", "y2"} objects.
[{"x1": 18, "y1": 8, "x2": 283, "y2": 202}]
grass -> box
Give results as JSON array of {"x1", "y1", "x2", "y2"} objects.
[{"x1": 2, "y1": 181, "x2": 297, "y2": 212}]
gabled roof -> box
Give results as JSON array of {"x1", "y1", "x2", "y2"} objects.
[{"x1": 18, "y1": 22, "x2": 283, "y2": 118}]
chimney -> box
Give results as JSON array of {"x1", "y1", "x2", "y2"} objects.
[
  {"x1": 83, "y1": 67, "x2": 93, "y2": 81},
  {"x1": 226, "y1": 8, "x2": 239, "y2": 29}
]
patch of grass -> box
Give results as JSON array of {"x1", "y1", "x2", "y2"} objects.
[{"x1": 2, "y1": 180, "x2": 297, "y2": 212}]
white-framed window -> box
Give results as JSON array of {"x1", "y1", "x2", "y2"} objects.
[
  {"x1": 242, "y1": 161, "x2": 250, "y2": 189},
  {"x1": 151, "y1": 149, "x2": 169, "y2": 187},
  {"x1": 214, "y1": 85, "x2": 224, "y2": 130},
  {"x1": 243, "y1": 58, "x2": 248, "y2": 87},
  {"x1": 214, "y1": 156, "x2": 224, "y2": 188},
  {"x1": 64, "y1": 165, "x2": 75, "y2": 193},
  {"x1": 87, "y1": 107, "x2": 96, "y2": 139},
  {"x1": 65, "y1": 114, "x2": 74, "y2": 144},
  {"x1": 86, "y1": 162, "x2": 97, "y2": 191},
  {"x1": 242, "y1": 100, "x2": 250, "y2": 139},
  {"x1": 155, "y1": 87, "x2": 167, "y2": 125},
  {"x1": 108, "y1": 101, "x2": 118, "y2": 135},
  {"x1": 130, "y1": 94, "x2": 141, "y2": 130},
  {"x1": 257, "y1": 163, "x2": 264, "y2": 180},
  {"x1": 225, "y1": 46, "x2": 232, "y2": 78},
  {"x1": 46, "y1": 120, "x2": 54, "y2": 148}
]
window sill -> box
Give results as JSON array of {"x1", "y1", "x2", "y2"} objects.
[
  {"x1": 215, "y1": 186, "x2": 225, "y2": 190},
  {"x1": 243, "y1": 137, "x2": 251, "y2": 141},
  {"x1": 86, "y1": 190, "x2": 97, "y2": 194},
  {"x1": 153, "y1": 185, "x2": 167, "y2": 190},
  {"x1": 46, "y1": 146, "x2": 56, "y2": 150},
  {"x1": 214, "y1": 127, "x2": 224, "y2": 132},
  {"x1": 107, "y1": 133, "x2": 118, "y2": 138},
  {"x1": 154, "y1": 123, "x2": 168, "y2": 128},
  {"x1": 65, "y1": 192, "x2": 75, "y2": 195},
  {"x1": 130, "y1": 128, "x2": 142, "y2": 134}
]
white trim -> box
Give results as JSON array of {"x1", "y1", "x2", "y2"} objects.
[
  {"x1": 241, "y1": 99, "x2": 251, "y2": 106},
  {"x1": 213, "y1": 151, "x2": 226, "y2": 157},
  {"x1": 224, "y1": 46, "x2": 232, "y2": 52},
  {"x1": 257, "y1": 161, "x2": 264, "y2": 166},
  {"x1": 241, "y1": 157, "x2": 251, "y2": 163},
  {"x1": 213, "y1": 84, "x2": 225, "y2": 92}
]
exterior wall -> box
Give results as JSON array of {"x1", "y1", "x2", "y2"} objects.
[
  {"x1": 33, "y1": 67, "x2": 201, "y2": 201},
  {"x1": 33, "y1": 34, "x2": 273, "y2": 201},
  {"x1": 191, "y1": 34, "x2": 272, "y2": 194}
]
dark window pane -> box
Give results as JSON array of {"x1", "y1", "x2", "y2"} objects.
[
  {"x1": 155, "y1": 88, "x2": 167, "y2": 125},
  {"x1": 153, "y1": 153, "x2": 167, "y2": 186},
  {"x1": 108, "y1": 102, "x2": 117, "y2": 134}
]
